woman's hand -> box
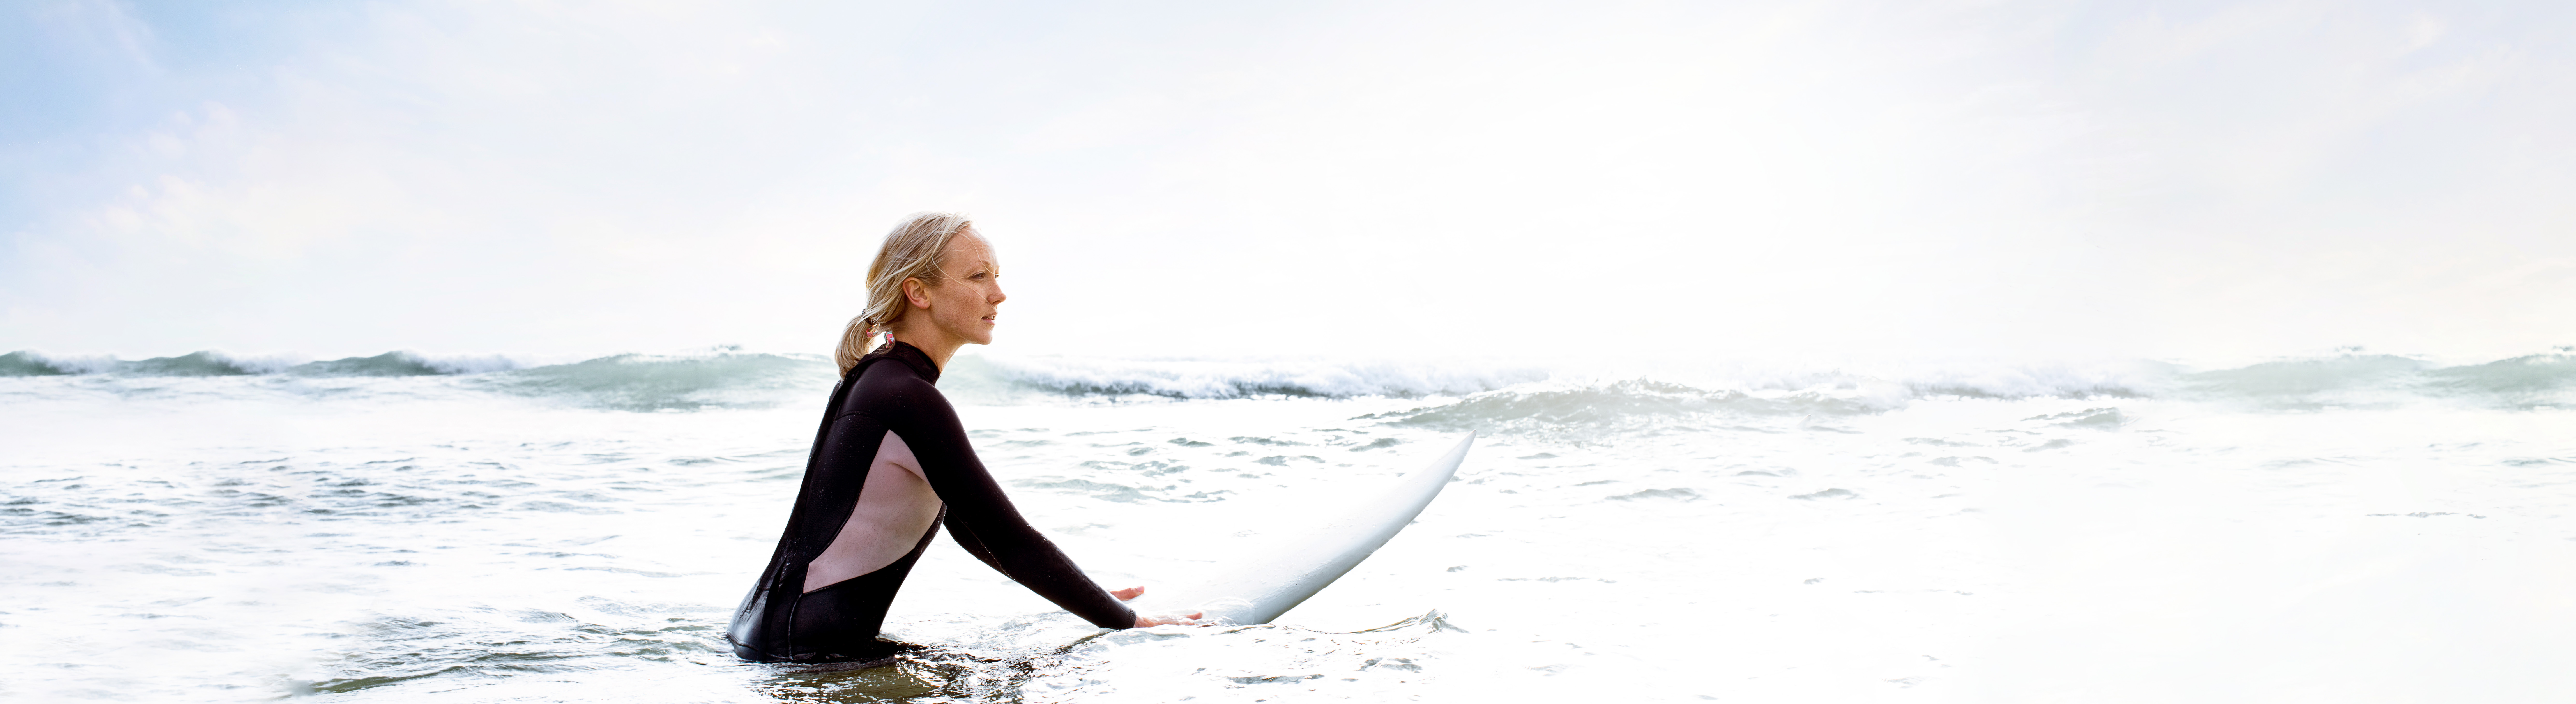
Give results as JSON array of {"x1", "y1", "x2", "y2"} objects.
[
  {"x1": 1134, "y1": 611, "x2": 1205, "y2": 628},
  {"x1": 1114, "y1": 585, "x2": 1206, "y2": 627}
]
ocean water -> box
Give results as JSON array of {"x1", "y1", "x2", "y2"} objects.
[{"x1": 5, "y1": 348, "x2": 2576, "y2": 702}]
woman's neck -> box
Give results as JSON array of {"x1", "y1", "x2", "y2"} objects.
[{"x1": 886, "y1": 325, "x2": 964, "y2": 371}]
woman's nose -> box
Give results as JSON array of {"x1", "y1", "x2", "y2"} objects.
[{"x1": 990, "y1": 284, "x2": 1007, "y2": 304}]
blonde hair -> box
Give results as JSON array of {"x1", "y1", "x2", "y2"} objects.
[{"x1": 835, "y1": 212, "x2": 975, "y2": 375}]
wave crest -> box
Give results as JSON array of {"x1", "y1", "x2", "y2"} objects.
[
  {"x1": 1363, "y1": 351, "x2": 2576, "y2": 433},
  {"x1": 947, "y1": 355, "x2": 1548, "y2": 400},
  {"x1": 482, "y1": 351, "x2": 833, "y2": 411},
  {"x1": 0, "y1": 350, "x2": 520, "y2": 377},
  {"x1": 7, "y1": 348, "x2": 2571, "y2": 417},
  {"x1": 2175, "y1": 353, "x2": 2576, "y2": 409},
  {"x1": 0, "y1": 351, "x2": 76, "y2": 376},
  {"x1": 1362, "y1": 380, "x2": 1896, "y2": 432}
]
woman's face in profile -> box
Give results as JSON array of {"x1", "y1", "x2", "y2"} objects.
[{"x1": 921, "y1": 232, "x2": 1006, "y2": 346}]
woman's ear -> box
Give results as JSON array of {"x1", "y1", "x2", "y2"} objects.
[{"x1": 902, "y1": 277, "x2": 933, "y2": 309}]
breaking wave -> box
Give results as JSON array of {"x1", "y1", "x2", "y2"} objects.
[
  {"x1": 479, "y1": 351, "x2": 833, "y2": 411},
  {"x1": 2179, "y1": 353, "x2": 2576, "y2": 409},
  {"x1": 1356, "y1": 351, "x2": 2576, "y2": 432},
  {"x1": 5, "y1": 348, "x2": 2571, "y2": 418},
  {"x1": 0, "y1": 350, "x2": 515, "y2": 377},
  {"x1": 943, "y1": 354, "x2": 1549, "y2": 400},
  {"x1": 1361, "y1": 380, "x2": 1892, "y2": 433}
]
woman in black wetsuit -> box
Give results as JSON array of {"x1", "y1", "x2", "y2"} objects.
[{"x1": 729, "y1": 212, "x2": 1198, "y2": 664}]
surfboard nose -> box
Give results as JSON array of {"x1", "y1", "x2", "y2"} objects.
[{"x1": 1149, "y1": 432, "x2": 1475, "y2": 626}]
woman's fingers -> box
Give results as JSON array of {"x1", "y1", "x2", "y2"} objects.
[
  {"x1": 1132, "y1": 610, "x2": 1207, "y2": 628},
  {"x1": 1117, "y1": 585, "x2": 1202, "y2": 628}
]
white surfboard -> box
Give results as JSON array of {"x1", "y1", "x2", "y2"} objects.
[{"x1": 1141, "y1": 433, "x2": 1475, "y2": 625}]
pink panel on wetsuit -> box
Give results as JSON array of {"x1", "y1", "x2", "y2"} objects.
[{"x1": 803, "y1": 430, "x2": 944, "y2": 592}]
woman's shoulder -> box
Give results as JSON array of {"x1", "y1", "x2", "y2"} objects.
[{"x1": 840, "y1": 344, "x2": 949, "y2": 411}]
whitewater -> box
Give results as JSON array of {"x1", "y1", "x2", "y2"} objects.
[{"x1": 5, "y1": 347, "x2": 2575, "y2": 702}]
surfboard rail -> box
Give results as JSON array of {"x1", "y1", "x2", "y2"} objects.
[{"x1": 1145, "y1": 432, "x2": 1475, "y2": 625}]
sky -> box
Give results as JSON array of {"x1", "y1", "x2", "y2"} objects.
[{"x1": 2, "y1": 0, "x2": 2571, "y2": 363}]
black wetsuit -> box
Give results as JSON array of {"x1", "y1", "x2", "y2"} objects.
[{"x1": 728, "y1": 342, "x2": 1135, "y2": 663}]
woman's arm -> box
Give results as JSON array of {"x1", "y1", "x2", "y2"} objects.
[
  {"x1": 946, "y1": 512, "x2": 1010, "y2": 574},
  {"x1": 949, "y1": 518, "x2": 1196, "y2": 626},
  {"x1": 869, "y1": 377, "x2": 1139, "y2": 629}
]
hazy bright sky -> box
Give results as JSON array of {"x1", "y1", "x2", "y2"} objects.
[{"x1": 4, "y1": 0, "x2": 2571, "y2": 362}]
